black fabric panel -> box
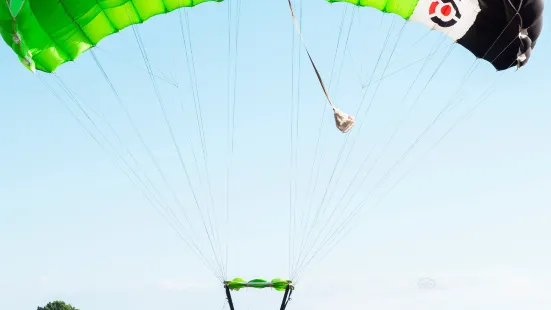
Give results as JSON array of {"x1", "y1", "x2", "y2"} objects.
[{"x1": 456, "y1": 0, "x2": 544, "y2": 71}]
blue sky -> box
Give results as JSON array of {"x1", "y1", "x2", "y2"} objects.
[{"x1": 1, "y1": 1, "x2": 550, "y2": 310}]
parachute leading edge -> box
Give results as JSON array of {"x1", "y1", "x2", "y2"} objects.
[
  {"x1": 0, "y1": 0, "x2": 223, "y2": 73},
  {"x1": 328, "y1": 0, "x2": 544, "y2": 70}
]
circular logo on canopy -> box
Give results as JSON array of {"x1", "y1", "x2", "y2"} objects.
[{"x1": 429, "y1": 0, "x2": 462, "y2": 27}]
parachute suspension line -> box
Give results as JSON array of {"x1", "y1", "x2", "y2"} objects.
[
  {"x1": 317, "y1": 33, "x2": 455, "y2": 223},
  {"x1": 337, "y1": 67, "x2": 511, "y2": 254},
  {"x1": 57, "y1": 6, "x2": 215, "y2": 272},
  {"x1": 358, "y1": 14, "x2": 400, "y2": 91},
  {"x1": 328, "y1": 6, "x2": 352, "y2": 93},
  {"x1": 355, "y1": 19, "x2": 406, "y2": 123},
  {"x1": 299, "y1": 7, "x2": 352, "y2": 231},
  {"x1": 288, "y1": 0, "x2": 305, "y2": 279},
  {"x1": 301, "y1": 22, "x2": 449, "y2": 249},
  {"x1": 358, "y1": 28, "x2": 433, "y2": 87},
  {"x1": 361, "y1": 50, "x2": 443, "y2": 90},
  {"x1": 331, "y1": 35, "x2": 452, "y2": 214},
  {"x1": 307, "y1": 19, "x2": 407, "y2": 245},
  {"x1": 325, "y1": 35, "x2": 451, "y2": 235},
  {"x1": 288, "y1": 3, "x2": 295, "y2": 278},
  {"x1": 51, "y1": 71, "x2": 168, "y2": 212},
  {"x1": 88, "y1": 52, "x2": 226, "y2": 277},
  {"x1": 88, "y1": 51, "x2": 198, "y2": 236},
  {"x1": 364, "y1": 49, "x2": 511, "y2": 193},
  {"x1": 171, "y1": 8, "x2": 206, "y2": 198},
  {"x1": 225, "y1": 0, "x2": 243, "y2": 280},
  {"x1": 293, "y1": 0, "x2": 303, "y2": 271},
  {"x1": 297, "y1": 42, "x2": 459, "y2": 280},
  {"x1": 178, "y1": 9, "x2": 206, "y2": 189},
  {"x1": 343, "y1": 59, "x2": 510, "y2": 248},
  {"x1": 93, "y1": 46, "x2": 178, "y2": 87},
  {"x1": 296, "y1": 16, "x2": 455, "y2": 279},
  {"x1": 127, "y1": 8, "x2": 224, "y2": 280},
  {"x1": 348, "y1": 48, "x2": 365, "y2": 87},
  {"x1": 304, "y1": 16, "x2": 404, "y2": 218},
  {"x1": 60, "y1": 0, "x2": 192, "y2": 225},
  {"x1": 59, "y1": 5, "x2": 218, "y2": 265},
  {"x1": 303, "y1": 5, "x2": 353, "y2": 204},
  {"x1": 36, "y1": 73, "x2": 220, "y2": 277},
  {"x1": 288, "y1": 0, "x2": 299, "y2": 278},
  {"x1": 358, "y1": 16, "x2": 525, "y2": 208},
  {"x1": 372, "y1": 80, "x2": 501, "y2": 209},
  {"x1": 286, "y1": 0, "x2": 355, "y2": 134},
  {"x1": 292, "y1": 18, "x2": 407, "y2": 279},
  {"x1": 177, "y1": 5, "x2": 225, "y2": 278},
  {"x1": 295, "y1": 16, "x2": 524, "y2": 280},
  {"x1": 301, "y1": 7, "x2": 356, "y2": 227},
  {"x1": 179, "y1": 7, "x2": 219, "y2": 246},
  {"x1": 226, "y1": 0, "x2": 233, "y2": 282},
  {"x1": 295, "y1": 77, "x2": 503, "y2": 282},
  {"x1": 294, "y1": 12, "x2": 393, "y2": 277},
  {"x1": 330, "y1": 8, "x2": 357, "y2": 104}
]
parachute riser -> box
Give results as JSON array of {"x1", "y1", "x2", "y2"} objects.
[
  {"x1": 279, "y1": 285, "x2": 294, "y2": 310},
  {"x1": 224, "y1": 284, "x2": 236, "y2": 310}
]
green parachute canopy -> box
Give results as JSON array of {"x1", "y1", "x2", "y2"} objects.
[{"x1": 0, "y1": 0, "x2": 223, "y2": 73}]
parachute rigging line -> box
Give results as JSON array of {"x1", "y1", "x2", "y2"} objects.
[
  {"x1": 35, "y1": 72, "x2": 225, "y2": 280},
  {"x1": 296, "y1": 7, "x2": 354, "y2": 278},
  {"x1": 310, "y1": 31, "x2": 464, "y2": 238},
  {"x1": 291, "y1": 17, "x2": 409, "y2": 280},
  {"x1": 177, "y1": 5, "x2": 226, "y2": 277},
  {"x1": 135, "y1": 26, "x2": 225, "y2": 278},
  {"x1": 291, "y1": 0, "x2": 536, "y2": 280},
  {"x1": 329, "y1": 8, "x2": 357, "y2": 104},
  {"x1": 93, "y1": 46, "x2": 178, "y2": 87},
  {"x1": 296, "y1": 77, "x2": 503, "y2": 281},
  {"x1": 286, "y1": 0, "x2": 355, "y2": 133},
  {"x1": 293, "y1": 13, "x2": 399, "y2": 278},
  {"x1": 123, "y1": 3, "x2": 225, "y2": 279},
  {"x1": 294, "y1": 40, "x2": 520, "y2": 281},
  {"x1": 224, "y1": 0, "x2": 243, "y2": 280}
]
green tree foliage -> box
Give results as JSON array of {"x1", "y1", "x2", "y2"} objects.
[{"x1": 37, "y1": 301, "x2": 79, "y2": 310}]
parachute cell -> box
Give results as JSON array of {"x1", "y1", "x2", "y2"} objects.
[
  {"x1": 327, "y1": 0, "x2": 544, "y2": 70},
  {"x1": 0, "y1": 0, "x2": 223, "y2": 73}
]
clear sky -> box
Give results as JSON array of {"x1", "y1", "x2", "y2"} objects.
[{"x1": 1, "y1": 1, "x2": 550, "y2": 310}]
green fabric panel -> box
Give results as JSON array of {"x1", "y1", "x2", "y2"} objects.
[
  {"x1": 9, "y1": 0, "x2": 25, "y2": 16},
  {"x1": 0, "y1": 0, "x2": 222, "y2": 73},
  {"x1": 225, "y1": 278, "x2": 292, "y2": 292},
  {"x1": 270, "y1": 278, "x2": 292, "y2": 291},
  {"x1": 327, "y1": 0, "x2": 419, "y2": 19}
]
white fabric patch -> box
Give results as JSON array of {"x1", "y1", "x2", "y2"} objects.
[
  {"x1": 333, "y1": 108, "x2": 355, "y2": 133},
  {"x1": 410, "y1": 0, "x2": 481, "y2": 41}
]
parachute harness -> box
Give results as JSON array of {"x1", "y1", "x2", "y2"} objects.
[
  {"x1": 223, "y1": 279, "x2": 295, "y2": 310},
  {"x1": 286, "y1": 0, "x2": 355, "y2": 134}
]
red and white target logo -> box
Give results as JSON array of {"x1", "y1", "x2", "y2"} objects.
[{"x1": 429, "y1": 0, "x2": 462, "y2": 27}]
